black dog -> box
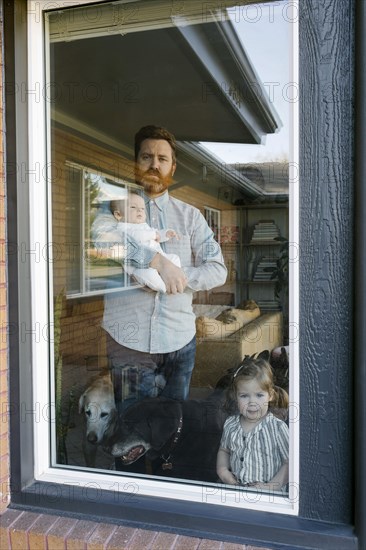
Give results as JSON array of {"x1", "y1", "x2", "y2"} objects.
[{"x1": 110, "y1": 394, "x2": 227, "y2": 482}]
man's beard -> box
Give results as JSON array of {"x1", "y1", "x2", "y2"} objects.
[{"x1": 135, "y1": 168, "x2": 174, "y2": 196}]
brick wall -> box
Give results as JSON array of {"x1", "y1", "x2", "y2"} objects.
[
  {"x1": 51, "y1": 127, "x2": 136, "y2": 294},
  {"x1": 0, "y1": 509, "x2": 268, "y2": 550},
  {"x1": 51, "y1": 128, "x2": 131, "y2": 364}
]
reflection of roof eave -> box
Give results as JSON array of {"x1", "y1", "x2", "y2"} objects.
[
  {"x1": 174, "y1": 18, "x2": 281, "y2": 144},
  {"x1": 216, "y1": 18, "x2": 283, "y2": 134},
  {"x1": 179, "y1": 142, "x2": 265, "y2": 198},
  {"x1": 225, "y1": 171, "x2": 265, "y2": 198}
]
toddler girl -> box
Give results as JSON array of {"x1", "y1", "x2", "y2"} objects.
[{"x1": 217, "y1": 357, "x2": 289, "y2": 490}]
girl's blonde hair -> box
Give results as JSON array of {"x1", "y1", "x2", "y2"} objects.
[{"x1": 225, "y1": 356, "x2": 289, "y2": 414}]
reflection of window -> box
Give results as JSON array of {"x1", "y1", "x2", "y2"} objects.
[
  {"x1": 65, "y1": 162, "x2": 134, "y2": 297},
  {"x1": 204, "y1": 206, "x2": 221, "y2": 242}
]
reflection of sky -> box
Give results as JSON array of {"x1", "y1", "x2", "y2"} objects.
[
  {"x1": 92, "y1": 176, "x2": 128, "y2": 202},
  {"x1": 201, "y1": 1, "x2": 291, "y2": 164}
]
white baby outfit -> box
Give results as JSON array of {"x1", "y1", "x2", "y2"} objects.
[{"x1": 117, "y1": 221, "x2": 180, "y2": 293}]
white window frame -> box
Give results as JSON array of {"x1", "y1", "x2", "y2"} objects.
[
  {"x1": 28, "y1": 0, "x2": 299, "y2": 515},
  {"x1": 204, "y1": 206, "x2": 221, "y2": 243},
  {"x1": 63, "y1": 161, "x2": 139, "y2": 298}
]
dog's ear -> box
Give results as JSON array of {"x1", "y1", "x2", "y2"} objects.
[
  {"x1": 257, "y1": 349, "x2": 270, "y2": 362},
  {"x1": 149, "y1": 400, "x2": 183, "y2": 450},
  {"x1": 78, "y1": 393, "x2": 86, "y2": 414}
]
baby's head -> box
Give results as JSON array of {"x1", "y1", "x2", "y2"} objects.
[{"x1": 110, "y1": 192, "x2": 146, "y2": 224}]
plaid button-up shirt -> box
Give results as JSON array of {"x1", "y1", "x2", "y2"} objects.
[{"x1": 92, "y1": 191, "x2": 227, "y2": 353}]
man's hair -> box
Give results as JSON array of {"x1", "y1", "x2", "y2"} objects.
[{"x1": 134, "y1": 125, "x2": 177, "y2": 163}]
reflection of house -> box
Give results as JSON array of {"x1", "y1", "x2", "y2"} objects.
[
  {"x1": 50, "y1": 7, "x2": 281, "y2": 144},
  {"x1": 50, "y1": 12, "x2": 284, "y2": 219},
  {"x1": 49, "y1": 5, "x2": 283, "y2": 207},
  {"x1": 49, "y1": 11, "x2": 286, "y2": 366},
  {"x1": 232, "y1": 162, "x2": 290, "y2": 196}
]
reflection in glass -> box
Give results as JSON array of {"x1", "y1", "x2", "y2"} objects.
[{"x1": 47, "y1": 0, "x2": 291, "y2": 504}]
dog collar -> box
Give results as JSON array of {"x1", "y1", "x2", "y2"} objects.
[{"x1": 161, "y1": 416, "x2": 183, "y2": 471}]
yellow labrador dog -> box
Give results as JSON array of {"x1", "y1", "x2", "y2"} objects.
[{"x1": 78, "y1": 374, "x2": 117, "y2": 467}]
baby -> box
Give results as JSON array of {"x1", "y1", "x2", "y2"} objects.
[{"x1": 110, "y1": 192, "x2": 180, "y2": 293}]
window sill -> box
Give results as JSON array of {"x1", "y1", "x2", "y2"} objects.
[{"x1": 9, "y1": 480, "x2": 357, "y2": 550}]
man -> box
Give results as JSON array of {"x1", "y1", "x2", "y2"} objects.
[{"x1": 93, "y1": 125, "x2": 227, "y2": 411}]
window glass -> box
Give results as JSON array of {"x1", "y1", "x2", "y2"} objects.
[
  {"x1": 204, "y1": 207, "x2": 221, "y2": 243},
  {"x1": 46, "y1": 0, "x2": 296, "y2": 510},
  {"x1": 64, "y1": 163, "x2": 135, "y2": 296}
]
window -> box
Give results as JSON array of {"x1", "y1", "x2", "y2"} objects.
[
  {"x1": 204, "y1": 206, "x2": 221, "y2": 243},
  {"x1": 63, "y1": 162, "x2": 137, "y2": 297},
  {"x1": 27, "y1": 0, "x2": 298, "y2": 516}
]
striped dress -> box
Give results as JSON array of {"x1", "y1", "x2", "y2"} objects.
[{"x1": 220, "y1": 412, "x2": 289, "y2": 485}]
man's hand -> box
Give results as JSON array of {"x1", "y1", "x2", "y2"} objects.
[
  {"x1": 150, "y1": 253, "x2": 187, "y2": 294},
  {"x1": 166, "y1": 229, "x2": 179, "y2": 240}
]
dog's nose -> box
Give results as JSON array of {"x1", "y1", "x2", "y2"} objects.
[{"x1": 87, "y1": 432, "x2": 98, "y2": 444}]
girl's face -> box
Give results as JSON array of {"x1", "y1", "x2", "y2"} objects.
[{"x1": 235, "y1": 378, "x2": 272, "y2": 423}]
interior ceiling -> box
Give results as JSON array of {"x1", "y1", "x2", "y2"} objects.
[{"x1": 51, "y1": 25, "x2": 258, "y2": 147}]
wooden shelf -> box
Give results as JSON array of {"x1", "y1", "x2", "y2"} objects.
[
  {"x1": 242, "y1": 241, "x2": 283, "y2": 247},
  {"x1": 238, "y1": 204, "x2": 288, "y2": 310},
  {"x1": 238, "y1": 279, "x2": 279, "y2": 284}
]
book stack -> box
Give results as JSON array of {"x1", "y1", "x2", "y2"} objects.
[
  {"x1": 253, "y1": 256, "x2": 277, "y2": 281},
  {"x1": 257, "y1": 299, "x2": 282, "y2": 311},
  {"x1": 250, "y1": 220, "x2": 280, "y2": 243}
]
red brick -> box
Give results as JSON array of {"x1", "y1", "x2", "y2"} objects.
[
  {"x1": 198, "y1": 539, "x2": 223, "y2": 549},
  {"x1": 0, "y1": 509, "x2": 21, "y2": 528},
  {"x1": 9, "y1": 510, "x2": 38, "y2": 549},
  {"x1": 105, "y1": 525, "x2": 136, "y2": 549},
  {"x1": 66, "y1": 519, "x2": 98, "y2": 550},
  {"x1": 126, "y1": 528, "x2": 157, "y2": 549},
  {"x1": 0, "y1": 479, "x2": 10, "y2": 505},
  {"x1": 28, "y1": 513, "x2": 59, "y2": 550},
  {"x1": 0, "y1": 411, "x2": 10, "y2": 439},
  {"x1": 175, "y1": 534, "x2": 204, "y2": 550},
  {"x1": 0, "y1": 454, "x2": 9, "y2": 473},
  {"x1": 0, "y1": 433, "x2": 9, "y2": 459},
  {"x1": 222, "y1": 543, "x2": 248, "y2": 550},
  {"x1": 0, "y1": 307, "x2": 8, "y2": 339},
  {"x1": 0, "y1": 370, "x2": 7, "y2": 395},
  {"x1": 46, "y1": 516, "x2": 78, "y2": 549},
  {"x1": 0, "y1": 509, "x2": 22, "y2": 549},
  {"x1": 150, "y1": 531, "x2": 179, "y2": 550},
  {"x1": 0, "y1": 461, "x2": 9, "y2": 476},
  {"x1": 0, "y1": 337, "x2": 8, "y2": 356},
  {"x1": 86, "y1": 522, "x2": 117, "y2": 550}
]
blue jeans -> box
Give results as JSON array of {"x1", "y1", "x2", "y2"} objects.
[{"x1": 106, "y1": 333, "x2": 196, "y2": 412}]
